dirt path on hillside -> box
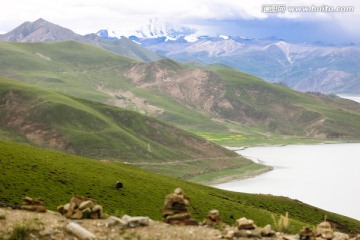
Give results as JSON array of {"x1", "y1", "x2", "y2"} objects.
[{"x1": 131, "y1": 157, "x2": 244, "y2": 166}]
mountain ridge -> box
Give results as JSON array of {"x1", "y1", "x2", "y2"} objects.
[
  {"x1": 93, "y1": 19, "x2": 359, "y2": 95},
  {"x1": 0, "y1": 18, "x2": 163, "y2": 62},
  {"x1": 143, "y1": 39, "x2": 360, "y2": 94}
]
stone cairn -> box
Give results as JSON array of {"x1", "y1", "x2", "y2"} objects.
[
  {"x1": 299, "y1": 226, "x2": 314, "y2": 240},
  {"x1": 202, "y1": 209, "x2": 222, "y2": 227},
  {"x1": 21, "y1": 196, "x2": 47, "y2": 212},
  {"x1": 315, "y1": 221, "x2": 337, "y2": 240},
  {"x1": 57, "y1": 194, "x2": 103, "y2": 219},
  {"x1": 161, "y1": 188, "x2": 198, "y2": 225},
  {"x1": 223, "y1": 217, "x2": 276, "y2": 239}
]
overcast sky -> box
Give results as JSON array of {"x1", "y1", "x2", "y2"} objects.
[{"x1": 1, "y1": 0, "x2": 359, "y2": 43}]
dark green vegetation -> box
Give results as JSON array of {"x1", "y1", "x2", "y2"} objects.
[
  {"x1": 0, "y1": 77, "x2": 254, "y2": 181},
  {"x1": 1, "y1": 141, "x2": 360, "y2": 233},
  {"x1": 0, "y1": 41, "x2": 360, "y2": 146},
  {"x1": 8, "y1": 224, "x2": 30, "y2": 240}
]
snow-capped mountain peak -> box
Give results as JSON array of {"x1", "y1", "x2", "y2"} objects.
[{"x1": 133, "y1": 19, "x2": 196, "y2": 41}]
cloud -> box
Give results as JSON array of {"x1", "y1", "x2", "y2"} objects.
[{"x1": 0, "y1": 0, "x2": 359, "y2": 43}]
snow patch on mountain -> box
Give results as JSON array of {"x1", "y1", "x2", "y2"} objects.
[
  {"x1": 219, "y1": 35, "x2": 229, "y2": 40},
  {"x1": 274, "y1": 41, "x2": 293, "y2": 63},
  {"x1": 172, "y1": 39, "x2": 245, "y2": 57},
  {"x1": 96, "y1": 29, "x2": 123, "y2": 39},
  {"x1": 131, "y1": 19, "x2": 196, "y2": 41},
  {"x1": 184, "y1": 35, "x2": 199, "y2": 43}
]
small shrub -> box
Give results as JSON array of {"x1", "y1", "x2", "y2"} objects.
[
  {"x1": 271, "y1": 212, "x2": 292, "y2": 233},
  {"x1": 9, "y1": 224, "x2": 30, "y2": 240}
]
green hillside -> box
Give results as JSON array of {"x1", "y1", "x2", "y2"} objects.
[
  {"x1": 0, "y1": 41, "x2": 360, "y2": 146},
  {"x1": 96, "y1": 37, "x2": 164, "y2": 62},
  {"x1": 208, "y1": 64, "x2": 360, "y2": 143},
  {"x1": 0, "y1": 77, "x2": 258, "y2": 181},
  {"x1": 1, "y1": 140, "x2": 359, "y2": 233},
  {"x1": 0, "y1": 41, "x2": 225, "y2": 131}
]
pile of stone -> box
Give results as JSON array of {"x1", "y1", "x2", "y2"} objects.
[
  {"x1": 299, "y1": 226, "x2": 313, "y2": 240},
  {"x1": 57, "y1": 195, "x2": 103, "y2": 219},
  {"x1": 315, "y1": 221, "x2": 334, "y2": 240},
  {"x1": 314, "y1": 221, "x2": 352, "y2": 240},
  {"x1": 161, "y1": 188, "x2": 198, "y2": 225},
  {"x1": 202, "y1": 209, "x2": 222, "y2": 227},
  {"x1": 223, "y1": 217, "x2": 276, "y2": 239},
  {"x1": 234, "y1": 217, "x2": 261, "y2": 238},
  {"x1": 21, "y1": 196, "x2": 47, "y2": 212}
]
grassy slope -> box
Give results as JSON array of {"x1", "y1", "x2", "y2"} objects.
[
  {"x1": 0, "y1": 41, "x2": 228, "y2": 132},
  {"x1": 0, "y1": 77, "x2": 236, "y2": 161},
  {"x1": 208, "y1": 64, "x2": 360, "y2": 144},
  {"x1": 0, "y1": 41, "x2": 359, "y2": 147},
  {"x1": 0, "y1": 77, "x2": 258, "y2": 181},
  {"x1": 96, "y1": 37, "x2": 164, "y2": 62},
  {"x1": 1, "y1": 140, "x2": 359, "y2": 233}
]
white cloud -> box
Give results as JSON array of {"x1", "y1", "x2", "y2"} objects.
[{"x1": 0, "y1": 0, "x2": 359, "y2": 40}]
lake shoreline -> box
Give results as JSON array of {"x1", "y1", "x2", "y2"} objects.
[
  {"x1": 198, "y1": 140, "x2": 360, "y2": 186},
  {"x1": 214, "y1": 143, "x2": 360, "y2": 221},
  {"x1": 206, "y1": 165, "x2": 273, "y2": 186}
]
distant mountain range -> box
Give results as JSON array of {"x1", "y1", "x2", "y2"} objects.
[
  {"x1": 2, "y1": 19, "x2": 359, "y2": 95},
  {"x1": 0, "y1": 18, "x2": 163, "y2": 62},
  {"x1": 146, "y1": 39, "x2": 360, "y2": 95},
  {"x1": 1, "y1": 19, "x2": 360, "y2": 144},
  {"x1": 95, "y1": 20, "x2": 360, "y2": 95}
]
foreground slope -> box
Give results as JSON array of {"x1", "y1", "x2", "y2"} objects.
[
  {"x1": 1, "y1": 140, "x2": 359, "y2": 233},
  {"x1": 1, "y1": 41, "x2": 360, "y2": 145}
]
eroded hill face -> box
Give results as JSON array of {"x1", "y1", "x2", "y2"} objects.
[
  {"x1": 125, "y1": 61, "x2": 231, "y2": 116},
  {"x1": 0, "y1": 90, "x2": 69, "y2": 150},
  {"x1": 123, "y1": 60, "x2": 360, "y2": 139}
]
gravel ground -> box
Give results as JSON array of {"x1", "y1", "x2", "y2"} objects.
[{"x1": 0, "y1": 208, "x2": 223, "y2": 240}]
